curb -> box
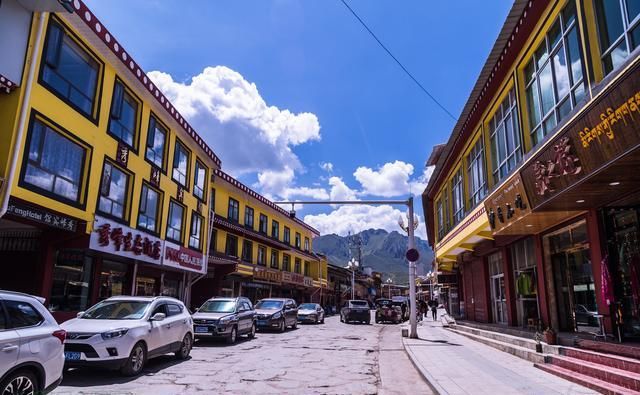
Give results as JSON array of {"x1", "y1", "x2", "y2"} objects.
[{"x1": 401, "y1": 336, "x2": 446, "y2": 395}]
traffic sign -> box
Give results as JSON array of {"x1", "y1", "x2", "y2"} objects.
[{"x1": 406, "y1": 248, "x2": 419, "y2": 262}]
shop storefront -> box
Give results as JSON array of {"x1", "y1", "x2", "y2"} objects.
[{"x1": 510, "y1": 237, "x2": 540, "y2": 328}]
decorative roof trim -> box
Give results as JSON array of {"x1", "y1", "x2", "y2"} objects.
[
  {"x1": 214, "y1": 169, "x2": 320, "y2": 236},
  {"x1": 0, "y1": 73, "x2": 18, "y2": 94},
  {"x1": 71, "y1": 0, "x2": 221, "y2": 166}
]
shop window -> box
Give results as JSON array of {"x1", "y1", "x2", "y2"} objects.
[
  {"x1": 22, "y1": 117, "x2": 87, "y2": 205},
  {"x1": 163, "y1": 280, "x2": 181, "y2": 298},
  {"x1": 136, "y1": 276, "x2": 157, "y2": 296},
  {"x1": 259, "y1": 214, "x2": 268, "y2": 234},
  {"x1": 245, "y1": 206, "x2": 254, "y2": 228},
  {"x1": 451, "y1": 169, "x2": 464, "y2": 225},
  {"x1": 138, "y1": 183, "x2": 161, "y2": 234},
  {"x1": 166, "y1": 200, "x2": 185, "y2": 243},
  {"x1": 511, "y1": 238, "x2": 540, "y2": 328},
  {"x1": 108, "y1": 80, "x2": 140, "y2": 148},
  {"x1": 257, "y1": 245, "x2": 267, "y2": 266},
  {"x1": 193, "y1": 160, "x2": 207, "y2": 201},
  {"x1": 172, "y1": 140, "x2": 190, "y2": 188},
  {"x1": 49, "y1": 253, "x2": 93, "y2": 312},
  {"x1": 145, "y1": 115, "x2": 167, "y2": 169},
  {"x1": 295, "y1": 232, "x2": 301, "y2": 249},
  {"x1": 283, "y1": 254, "x2": 291, "y2": 271},
  {"x1": 228, "y1": 198, "x2": 239, "y2": 222},
  {"x1": 489, "y1": 89, "x2": 522, "y2": 184},
  {"x1": 272, "y1": 220, "x2": 279, "y2": 239},
  {"x1": 525, "y1": 2, "x2": 585, "y2": 146},
  {"x1": 98, "y1": 260, "x2": 128, "y2": 301},
  {"x1": 270, "y1": 250, "x2": 279, "y2": 269},
  {"x1": 294, "y1": 257, "x2": 302, "y2": 274},
  {"x1": 225, "y1": 234, "x2": 238, "y2": 257},
  {"x1": 304, "y1": 237, "x2": 310, "y2": 252},
  {"x1": 467, "y1": 138, "x2": 487, "y2": 207},
  {"x1": 98, "y1": 161, "x2": 130, "y2": 220},
  {"x1": 41, "y1": 18, "x2": 100, "y2": 118},
  {"x1": 189, "y1": 212, "x2": 204, "y2": 250},
  {"x1": 304, "y1": 261, "x2": 310, "y2": 276},
  {"x1": 595, "y1": 0, "x2": 640, "y2": 75},
  {"x1": 242, "y1": 239, "x2": 253, "y2": 262},
  {"x1": 284, "y1": 227, "x2": 291, "y2": 244}
]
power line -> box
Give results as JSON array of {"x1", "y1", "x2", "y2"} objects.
[{"x1": 339, "y1": 0, "x2": 458, "y2": 121}]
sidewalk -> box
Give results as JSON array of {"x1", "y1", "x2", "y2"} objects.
[{"x1": 402, "y1": 313, "x2": 597, "y2": 395}]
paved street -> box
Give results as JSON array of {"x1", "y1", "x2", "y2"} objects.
[{"x1": 53, "y1": 313, "x2": 428, "y2": 395}]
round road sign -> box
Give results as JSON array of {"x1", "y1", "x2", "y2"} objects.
[{"x1": 406, "y1": 248, "x2": 419, "y2": 262}]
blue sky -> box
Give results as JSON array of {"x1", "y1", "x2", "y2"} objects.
[{"x1": 84, "y1": 0, "x2": 511, "y2": 240}]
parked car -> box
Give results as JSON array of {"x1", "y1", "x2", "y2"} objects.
[
  {"x1": 575, "y1": 304, "x2": 599, "y2": 326},
  {"x1": 254, "y1": 298, "x2": 298, "y2": 332},
  {"x1": 193, "y1": 297, "x2": 256, "y2": 343},
  {"x1": 60, "y1": 296, "x2": 193, "y2": 376},
  {"x1": 340, "y1": 300, "x2": 371, "y2": 324},
  {"x1": 297, "y1": 303, "x2": 325, "y2": 324},
  {"x1": 391, "y1": 296, "x2": 410, "y2": 321},
  {"x1": 374, "y1": 298, "x2": 402, "y2": 324},
  {"x1": 0, "y1": 290, "x2": 65, "y2": 395}
]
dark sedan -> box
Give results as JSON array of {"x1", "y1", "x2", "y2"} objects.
[{"x1": 340, "y1": 300, "x2": 371, "y2": 324}]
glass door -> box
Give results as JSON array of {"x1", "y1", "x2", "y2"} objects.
[{"x1": 488, "y1": 253, "x2": 507, "y2": 324}]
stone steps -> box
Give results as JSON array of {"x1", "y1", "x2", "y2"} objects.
[{"x1": 535, "y1": 363, "x2": 636, "y2": 395}]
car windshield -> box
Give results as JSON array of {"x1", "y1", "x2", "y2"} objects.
[
  {"x1": 377, "y1": 300, "x2": 392, "y2": 306},
  {"x1": 199, "y1": 300, "x2": 236, "y2": 313},
  {"x1": 255, "y1": 300, "x2": 283, "y2": 310},
  {"x1": 82, "y1": 300, "x2": 150, "y2": 320},
  {"x1": 299, "y1": 304, "x2": 316, "y2": 310},
  {"x1": 350, "y1": 301, "x2": 368, "y2": 307}
]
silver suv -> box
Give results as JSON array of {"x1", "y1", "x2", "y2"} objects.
[
  {"x1": 0, "y1": 291, "x2": 65, "y2": 394},
  {"x1": 193, "y1": 297, "x2": 256, "y2": 344}
]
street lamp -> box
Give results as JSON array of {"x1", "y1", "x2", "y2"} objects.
[
  {"x1": 346, "y1": 258, "x2": 359, "y2": 300},
  {"x1": 399, "y1": 199, "x2": 419, "y2": 339},
  {"x1": 386, "y1": 278, "x2": 393, "y2": 298}
]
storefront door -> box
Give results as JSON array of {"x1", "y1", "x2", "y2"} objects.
[{"x1": 489, "y1": 253, "x2": 507, "y2": 324}]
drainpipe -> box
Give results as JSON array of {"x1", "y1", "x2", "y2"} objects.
[{"x1": 0, "y1": 12, "x2": 47, "y2": 218}]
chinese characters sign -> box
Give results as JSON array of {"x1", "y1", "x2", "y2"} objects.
[
  {"x1": 282, "y1": 272, "x2": 305, "y2": 285},
  {"x1": 7, "y1": 199, "x2": 78, "y2": 232},
  {"x1": 90, "y1": 216, "x2": 162, "y2": 265},
  {"x1": 164, "y1": 241, "x2": 205, "y2": 274},
  {"x1": 253, "y1": 267, "x2": 282, "y2": 283},
  {"x1": 483, "y1": 174, "x2": 531, "y2": 233},
  {"x1": 532, "y1": 137, "x2": 582, "y2": 196}
]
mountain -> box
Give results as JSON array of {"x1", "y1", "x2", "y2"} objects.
[{"x1": 313, "y1": 229, "x2": 434, "y2": 284}]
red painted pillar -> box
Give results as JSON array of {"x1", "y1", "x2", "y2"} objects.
[
  {"x1": 502, "y1": 246, "x2": 518, "y2": 326},
  {"x1": 534, "y1": 234, "x2": 551, "y2": 328},
  {"x1": 586, "y1": 209, "x2": 612, "y2": 332},
  {"x1": 482, "y1": 256, "x2": 492, "y2": 323}
]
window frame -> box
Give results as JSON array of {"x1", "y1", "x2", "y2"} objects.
[
  {"x1": 294, "y1": 257, "x2": 302, "y2": 274},
  {"x1": 107, "y1": 78, "x2": 142, "y2": 151},
  {"x1": 193, "y1": 158, "x2": 207, "y2": 202},
  {"x1": 188, "y1": 211, "x2": 204, "y2": 251},
  {"x1": 283, "y1": 254, "x2": 291, "y2": 272},
  {"x1": 259, "y1": 214, "x2": 268, "y2": 234},
  {"x1": 171, "y1": 138, "x2": 191, "y2": 189},
  {"x1": 228, "y1": 198, "x2": 240, "y2": 223},
  {"x1": 39, "y1": 16, "x2": 103, "y2": 123},
  {"x1": 270, "y1": 250, "x2": 279, "y2": 269},
  {"x1": 244, "y1": 206, "x2": 254, "y2": 228},
  {"x1": 137, "y1": 181, "x2": 163, "y2": 236},
  {"x1": 284, "y1": 227, "x2": 291, "y2": 244},
  {"x1": 594, "y1": 0, "x2": 640, "y2": 75},
  {"x1": 242, "y1": 239, "x2": 253, "y2": 263},
  {"x1": 295, "y1": 232, "x2": 301, "y2": 249},
  {"x1": 451, "y1": 168, "x2": 464, "y2": 225},
  {"x1": 466, "y1": 137, "x2": 488, "y2": 208},
  {"x1": 144, "y1": 113, "x2": 168, "y2": 172},
  {"x1": 257, "y1": 245, "x2": 267, "y2": 266},
  {"x1": 489, "y1": 88, "x2": 523, "y2": 185},
  {"x1": 166, "y1": 199, "x2": 186, "y2": 245},
  {"x1": 304, "y1": 237, "x2": 310, "y2": 252},
  {"x1": 272, "y1": 220, "x2": 280, "y2": 239},
  {"x1": 96, "y1": 158, "x2": 133, "y2": 223}
]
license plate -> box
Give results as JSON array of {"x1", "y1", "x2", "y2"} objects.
[
  {"x1": 257, "y1": 320, "x2": 267, "y2": 326},
  {"x1": 64, "y1": 352, "x2": 81, "y2": 361},
  {"x1": 195, "y1": 326, "x2": 209, "y2": 333}
]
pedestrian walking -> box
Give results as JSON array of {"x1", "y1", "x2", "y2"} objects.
[{"x1": 431, "y1": 303, "x2": 438, "y2": 321}]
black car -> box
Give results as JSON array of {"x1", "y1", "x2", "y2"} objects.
[
  {"x1": 192, "y1": 297, "x2": 256, "y2": 344},
  {"x1": 341, "y1": 300, "x2": 371, "y2": 324},
  {"x1": 255, "y1": 298, "x2": 298, "y2": 332}
]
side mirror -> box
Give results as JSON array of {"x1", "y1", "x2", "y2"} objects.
[
  {"x1": 150, "y1": 312, "x2": 166, "y2": 321},
  {"x1": 76, "y1": 311, "x2": 85, "y2": 318}
]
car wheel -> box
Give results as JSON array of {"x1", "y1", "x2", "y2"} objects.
[
  {"x1": 292, "y1": 320, "x2": 297, "y2": 329},
  {"x1": 175, "y1": 333, "x2": 192, "y2": 360},
  {"x1": 321, "y1": 316, "x2": 325, "y2": 324},
  {"x1": 121, "y1": 342, "x2": 146, "y2": 376},
  {"x1": 226, "y1": 326, "x2": 238, "y2": 344},
  {"x1": 340, "y1": 314, "x2": 344, "y2": 323},
  {"x1": 279, "y1": 319, "x2": 286, "y2": 333},
  {"x1": 0, "y1": 369, "x2": 39, "y2": 395},
  {"x1": 248, "y1": 323, "x2": 256, "y2": 339}
]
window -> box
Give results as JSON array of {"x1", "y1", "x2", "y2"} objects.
[
  {"x1": 283, "y1": 254, "x2": 291, "y2": 271},
  {"x1": 304, "y1": 237, "x2": 310, "y2": 252},
  {"x1": 295, "y1": 232, "x2": 301, "y2": 249},
  {"x1": 294, "y1": 257, "x2": 302, "y2": 274},
  {"x1": 270, "y1": 250, "x2": 279, "y2": 269},
  {"x1": 166, "y1": 200, "x2": 185, "y2": 243},
  {"x1": 193, "y1": 160, "x2": 207, "y2": 201},
  {"x1": 284, "y1": 227, "x2": 291, "y2": 244},
  {"x1": 172, "y1": 140, "x2": 190, "y2": 187},
  {"x1": 467, "y1": 137, "x2": 488, "y2": 207},
  {"x1": 489, "y1": 89, "x2": 522, "y2": 184},
  {"x1": 210, "y1": 188, "x2": 216, "y2": 216},
  {"x1": 225, "y1": 234, "x2": 238, "y2": 257},
  {"x1": 595, "y1": 0, "x2": 640, "y2": 75},
  {"x1": 138, "y1": 183, "x2": 161, "y2": 233},
  {"x1": 22, "y1": 118, "x2": 87, "y2": 205},
  {"x1": 304, "y1": 261, "x2": 310, "y2": 277},
  {"x1": 257, "y1": 245, "x2": 267, "y2": 266},
  {"x1": 41, "y1": 19, "x2": 100, "y2": 118},
  {"x1": 189, "y1": 212, "x2": 204, "y2": 250},
  {"x1": 4, "y1": 300, "x2": 43, "y2": 328},
  {"x1": 166, "y1": 304, "x2": 183, "y2": 316},
  {"x1": 49, "y1": 253, "x2": 93, "y2": 312},
  {"x1": 145, "y1": 115, "x2": 167, "y2": 169},
  {"x1": 98, "y1": 161, "x2": 130, "y2": 220},
  {"x1": 228, "y1": 198, "x2": 240, "y2": 222},
  {"x1": 98, "y1": 260, "x2": 127, "y2": 301},
  {"x1": 108, "y1": 80, "x2": 139, "y2": 148},
  {"x1": 272, "y1": 220, "x2": 279, "y2": 239},
  {"x1": 451, "y1": 169, "x2": 464, "y2": 225},
  {"x1": 0, "y1": 304, "x2": 6, "y2": 330},
  {"x1": 525, "y1": 2, "x2": 585, "y2": 145},
  {"x1": 242, "y1": 240, "x2": 253, "y2": 262},
  {"x1": 210, "y1": 229, "x2": 217, "y2": 253},
  {"x1": 245, "y1": 206, "x2": 254, "y2": 228},
  {"x1": 259, "y1": 214, "x2": 268, "y2": 234},
  {"x1": 436, "y1": 198, "x2": 445, "y2": 241}
]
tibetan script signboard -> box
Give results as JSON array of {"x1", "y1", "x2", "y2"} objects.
[{"x1": 521, "y1": 60, "x2": 640, "y2": 209}]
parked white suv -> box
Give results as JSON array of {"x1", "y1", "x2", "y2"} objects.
[
  {"x1": 60, "y1": 296, "x2": 193, "y2": 376},
  {"x1": 0, "y1": 290, "x2": 65, "y2": 395}
]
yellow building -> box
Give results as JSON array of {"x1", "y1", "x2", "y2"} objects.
[
  {"x1": 192, "y1": 169, "x2": 328, "y2": 307},
  {"x1": 423, "y1": 0, "x2": 640, "y2": 338},
  {"x1": 0, "y1": 0, "x2": 222, "y2": 321}
]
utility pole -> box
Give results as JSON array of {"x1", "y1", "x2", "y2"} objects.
[{"x1": 407, "y1": 197, "x2": 418, "y2": 339}]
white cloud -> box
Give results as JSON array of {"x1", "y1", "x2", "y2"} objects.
[
  {"x1": 320, "y1": 162, "x2": 334, "y2": 172},
  {"x1": 353, "y1": 161, "x2": 414, "y2": 197},
  {"x1": 329, "y1": 176, "x2": 357, "y2": 201},
  {"x1": 257, "y1": 167, "x2": 329, "y2": 200},
  {"x1": 148, "y1": 66, "x2": 320, "y2": 178},
  {"x1": 409, "y1": 165, "x2": 435, "y2": 195},
  {"x1": 304, "y1": 205, "x2": 427, "y2": 240}
]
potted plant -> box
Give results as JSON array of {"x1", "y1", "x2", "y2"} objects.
[{"x1": 543, "y1": 327, "x2": 557, "y2": 345}]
